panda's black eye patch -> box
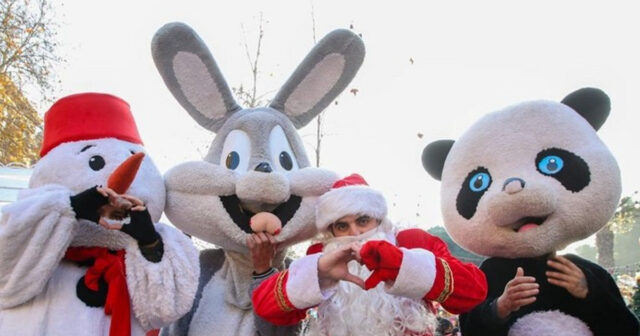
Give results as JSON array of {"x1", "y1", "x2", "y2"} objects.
[
  {"x1": 535, "y1": 148, "x2": 590, "y2": 192},
  {"x1": 457, "y1": 167, "x2": 492, "y2": 220}
]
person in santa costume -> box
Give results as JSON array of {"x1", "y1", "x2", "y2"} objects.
[
  {"x1": 251, "y1": 174, "x2": 488, "y2": 336},
  {"x1": 0, "y1": 93, "x2": 199, "y2": 336}
]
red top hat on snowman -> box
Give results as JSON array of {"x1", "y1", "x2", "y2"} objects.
[{"x1": 40, "y1": 93, "x2": 143, "y2": 157}]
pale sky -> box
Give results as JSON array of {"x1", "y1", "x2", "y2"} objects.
[{"x1": 48, "y1": 0, "x2": 640, "y2": 250}]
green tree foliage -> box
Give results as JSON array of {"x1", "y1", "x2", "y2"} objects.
[
  {"x1": 613, "y1": 196, "x2": 640, "y2": 268},
  {"x1": 633, "y1": 285, "x2": 640, "y2": 319},
  {"x1": 0, "y1": 0, "x2": 62, "y2": 166},
  {"x1": 631, "y1": 273, "x2": 640, "y2": 319},
  {"x1": 427, "y1": 226, "x2": 485, "y2": 266},
  {"x1": 597, "y1": 194, "x2": 640, "y2": 268},
  {"x1": 610, "y1": 194, "x2": 640, "y2": 234}
]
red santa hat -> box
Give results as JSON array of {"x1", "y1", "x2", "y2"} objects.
[
  {"x1": 316, "y1": 174, "x2": 388, "y2": 231},
  {"x1": 40, "y1": 93, "x2": 143, "y2": 157}
]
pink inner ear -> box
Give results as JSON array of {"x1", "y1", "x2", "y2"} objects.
[
  {"x1": 284, "y1": 53, "x2": 345, "y2": 117},
  {"x1": 173, "y1": 51, "x2": 227, "y2": 120}
]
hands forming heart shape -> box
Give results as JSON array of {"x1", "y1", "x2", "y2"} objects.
[
  {"x1": 318, "y1": 240, "x2": 403, "y2": 290},
  {"x1": 318, "y1": 242, "x2": 365, "y2": 289},
  {"x1": 96, "y1": 186, "x2": 146, "y2": 230},
  {"x1": 245, "y1": 234, "x2": 405, "y2": 291}
]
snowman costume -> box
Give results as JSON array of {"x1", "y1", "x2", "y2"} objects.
[{"x1": 0, "y1": 93, "x2": 199, "y2": 336}]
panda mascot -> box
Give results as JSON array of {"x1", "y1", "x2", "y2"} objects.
[{"x1": 422, "y1": 88, "x2": 640, "y2": 336}]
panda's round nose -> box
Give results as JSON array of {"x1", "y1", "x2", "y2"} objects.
[
  {"x1": 254, "y1": 162, "x2": 273, "y2": 173},
  {"x1": 502, "y1": 177, "x2": 525, "y2": 194}
]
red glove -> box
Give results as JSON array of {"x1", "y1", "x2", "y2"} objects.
[{"x1": 359, "y1": 240, "x2": 404, "y2": 290}]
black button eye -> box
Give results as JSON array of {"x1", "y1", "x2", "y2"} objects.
[
  {"x1": 279, "y1": 152, "x2": 293, "y2": 171},
  {"x1": 89, "y1": 155, "x2": 105, "y2": 171}
]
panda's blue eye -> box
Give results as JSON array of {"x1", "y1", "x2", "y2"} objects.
[
  {"x1": 225, "y1": 152, "x2": 240, "y2": 170},
  {"x1": 469, "y1": 172, "x2": 491, "y2": 192},
  {"x1": 538, "y1": 155, "x2": 564, "y2": 175},
  {"x1": 458, "y1": 167, "x2": 491, "y2": 219}
]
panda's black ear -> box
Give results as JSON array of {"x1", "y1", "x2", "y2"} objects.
[
  {"x1": 422, "y1": 140, "x2": 455, "y2": 181},
  {"x1": 561, "y1": 88, "x2": 611, "y2": 131}
]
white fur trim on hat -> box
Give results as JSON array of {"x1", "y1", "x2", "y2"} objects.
[{"x1": 316, "y1": 185, "x2": 387, "y2": 231}]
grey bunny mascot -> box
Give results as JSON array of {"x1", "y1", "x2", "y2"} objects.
[{"x1": 152, "y1": 23, "x2": 365, "y2": 335}]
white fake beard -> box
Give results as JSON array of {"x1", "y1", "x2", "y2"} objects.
[{"x1": 305, "y1": 221, "x2": 437, "y2": 336}]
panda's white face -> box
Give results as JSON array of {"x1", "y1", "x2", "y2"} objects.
[{"x1": 440, "y1": 100, "x2": 620, "y2": 258}]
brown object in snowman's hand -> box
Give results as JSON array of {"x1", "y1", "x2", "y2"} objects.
[
  {"x1": 97, "y1": 152, "x2": 146, "y2": 230},
  {"x1": 96, "y1": 188, "x2": 146, "y2": 230},
  {"x1": 250, "y1": 212, "x2": 282, "y2": 235},
  {"x1": 98, "y1": 190, "x2": 133, "y2": 220}
]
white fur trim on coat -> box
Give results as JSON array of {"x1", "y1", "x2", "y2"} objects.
[
  {"x1": 125, "y1": 222, "x2": 200, "y2": 330},
  {"x1": 508, "y1": 310, "x2": 593, "y2": 336},
  {"x1": 285, "y1": 253, "x2": 335, "y2": 309},
  {"x1": 315, "y1": 185, "x2": 387, "y2": 231},
  {"x1": 0, "y1": 185, "x2": 77, "y2": 308},
  {"x1": 385, "y1": 248, "x2": 436, "y2": 300}
]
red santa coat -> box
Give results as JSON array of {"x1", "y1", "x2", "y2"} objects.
[{"x1": 252, "y1": 228, "x2": 488, "y2": 326}]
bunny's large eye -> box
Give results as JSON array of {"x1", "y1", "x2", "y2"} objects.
[
  {"x1": 226, "y1": 152, "x2": 240, "y2": 170},
  {"x1": 220, "y1": 130, "x2": 251, "y2": 172},
  {"x1": 89, "y1": 155, "x2": 105, "y2": 171},
  {"x1": 279, "y1": 152, "x2": 293, "y2": 170},
  {"x1": 269, "y1": 125, "x2": 299, "y2": 172}
]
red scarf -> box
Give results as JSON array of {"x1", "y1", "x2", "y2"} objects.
[{"x1": 65, "y1": 247, "x2": 131, "y2": 336}]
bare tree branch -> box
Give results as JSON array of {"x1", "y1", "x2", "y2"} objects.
[
  {"x1": 237, "y1": 13, "x2": 265, "y2": 108},
  {"x1": 310, "y1": 0, "x2": 317, "y2": 44},
  {"x1": 310, "y1": 0, "x2": 324, "y2": 167}
]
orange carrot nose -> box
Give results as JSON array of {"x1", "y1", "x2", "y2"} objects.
[{"x1": 107, "y1": 152, "x2": 145, "y2": 194}]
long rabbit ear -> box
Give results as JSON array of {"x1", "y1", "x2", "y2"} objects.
[
  {"x1": 269, "y1": 29, "x2": 365, "y2": 129},
  {"x1": 152, "y1": 22, "x2": 241, "y2": 132}
]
